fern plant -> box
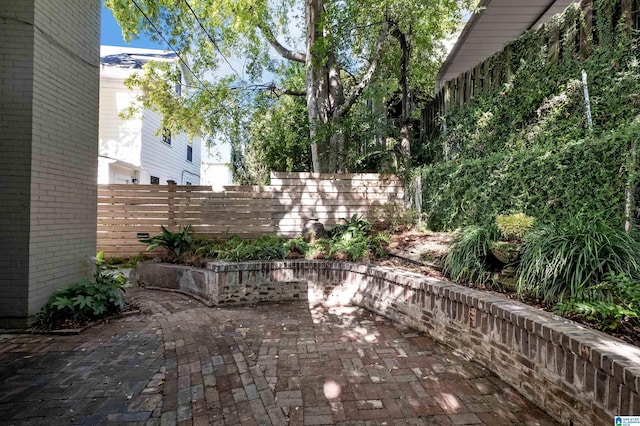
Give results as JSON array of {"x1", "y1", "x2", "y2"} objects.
[{"x1": 554, "y1": 272, "x2": 640, "y2": 331}]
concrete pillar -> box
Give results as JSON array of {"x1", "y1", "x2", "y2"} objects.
[{"x1": 0, "y1": 0, "x2": 100, "y2": 327}]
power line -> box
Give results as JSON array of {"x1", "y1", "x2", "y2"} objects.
[
  {"x1": 181, "y1": 0, "x2": 245, "y2": 83},
  {"x1": 129, "y1": 0, "x2": 233, "y2": 116}
]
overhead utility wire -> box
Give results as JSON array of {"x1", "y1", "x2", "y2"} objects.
[
  {"x1": 129, "y1": 0, "x2": 233, "y2": 115},
  {"x1": 182, "y1": 0, "x2": 245, "y2": 83}
]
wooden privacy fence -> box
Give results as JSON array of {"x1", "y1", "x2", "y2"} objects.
[
  {"x1": 423, "y1": 0, "x2": 640, "y2": 126},
  {"x1": 97, "y1": 172, "x2": 405, "y2": 257}
]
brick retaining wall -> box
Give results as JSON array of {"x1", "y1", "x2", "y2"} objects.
[{"x1": 136, "y1": 260, "x2": 640, "y2": 425}]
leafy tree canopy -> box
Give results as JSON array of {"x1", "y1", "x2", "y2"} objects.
[{"x1": 106, "y1": 0, "x2": 471, "y2": 173}]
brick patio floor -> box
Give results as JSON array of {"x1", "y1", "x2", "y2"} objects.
[{"x1": 0, "y1": 288, "x2": 559, "y2": 425}]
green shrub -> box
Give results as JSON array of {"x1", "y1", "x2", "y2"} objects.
[
  {"x1": 417, "y1": 1, "x2": 640, "y2": 232},
  {"x1": 140, "y1": 225, "x2": 193, "y2": 260},
  {"x1": 213, "y1": 235, "x2": 290, "y2": 261},
  {"x1": 326, "y1": 216, "x2": 390, "y2": 261},
  {"x1": 517, "y1": 217, "x2": 640, "y2": 302},
  {"x1": 329, "y1": 215, "x2": 371, "y2": 239},
  {"x1": 442, "y1": 225, "x2": 498, "y2": 287},
  {"x1": 554, "y1": 272, "x2": 640, "y2": 331},
  {"x1": 35, "y1": 252, "x2": 127, "y2": 330},
  {"x1": 419, "y1": 133, "x2": 632, "y2": 231},
  {"x1": 495, "y1": 213, "x2": 535, "y2": 240}
]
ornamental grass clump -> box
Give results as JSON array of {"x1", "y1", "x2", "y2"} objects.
[
  {"x1": 517, "y1": 216, "x2": 640, "y2": 303},
  {"x1": 442, "y1": 225, "x2": 499, "y2": 287}
]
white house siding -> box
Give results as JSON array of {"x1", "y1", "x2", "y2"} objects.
[
  {"x1": 140, "y1": 109, "x2": 201, "y2": 185},
  {"x1": 99, "y1": 77, "x2": 142, "y2": 166},
  {"x1": 98, "y1": 46, "x2": 201, "y2": 185}
]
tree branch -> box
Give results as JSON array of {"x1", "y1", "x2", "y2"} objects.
[
  {"x1": 282, "y1": 88, "x2": 307, "y2": 96},
  {"x1": 259, "y1": 24, "x2": 306, "y2": 63},
  {"x1": 335, "y1": 20, "x2": 388, "y2": 119}
]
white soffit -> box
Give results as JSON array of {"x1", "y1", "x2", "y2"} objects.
[{"x1": 437, "y1": 0, "x2": 578, "y2": 88}]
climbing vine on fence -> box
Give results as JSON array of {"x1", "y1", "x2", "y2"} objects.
[
  {"x1": 419, "y1": 127, "x2": 635, "y2": 230},
  {"x1": 417, "y1": 0, "x2": 640, "y2": 230}
]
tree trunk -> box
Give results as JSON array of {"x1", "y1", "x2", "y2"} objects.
[
  {"x1": 392, "y1": 24, "x2": 412, "y2": 170},
  {"x1": 304, "y1": 0, "x2": 387, "y2": 172},
  {"x1": 328, "y1": 49, "x2": 345, "y2": 172},
  {"x1": 306, "y1": 0, "x2": 323, "y2": 172}
]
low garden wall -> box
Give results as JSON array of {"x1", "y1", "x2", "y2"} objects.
[{"x1": 136, "y1": 260, "x2": 640, "y2": 425}]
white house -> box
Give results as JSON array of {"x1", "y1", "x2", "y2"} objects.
[
  {"x1": 200, "y1": 140, "x2": 233, "y2": 190},
  {"x1": 98, "y1": 46, "x2": 201, "y2": 185}
]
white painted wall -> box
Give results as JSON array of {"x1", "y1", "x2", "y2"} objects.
[
  {"x1": 98, "y1": 46, "x2": 201, "y2": 185},
  {"x1": 140, "y1": 109, "x2": 201, "y2": 185},
  {"x1": 201, "y1": 140, "x2": 232, "y2": 189}
]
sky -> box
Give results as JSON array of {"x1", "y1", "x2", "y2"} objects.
[{"x1": 101, "y1": 2, "x2": 164, "y2": 49}]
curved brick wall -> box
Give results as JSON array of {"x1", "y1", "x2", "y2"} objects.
[{"x1": 136, "y1": 260, "x2": 640, "y2": 425}]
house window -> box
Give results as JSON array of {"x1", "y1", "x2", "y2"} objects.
[
  {"x1": 150, "y1": 176, "x2": 160, "y2": 185},
  {"x1": 187, "y1": 145, "x2": 193, "y2": 162},
  {"x1": 162, "y1": 128, "x2": 171, "y2": 145}
]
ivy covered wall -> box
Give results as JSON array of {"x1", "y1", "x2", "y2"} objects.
[{"x1": 417, "y1": 0, "x2": 639, "y2": 231}]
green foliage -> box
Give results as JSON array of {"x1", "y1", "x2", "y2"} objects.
[
  {"x1": 419, "y1": 132, "x2": 633, "y2": 231},
  {"x1": 140, "y1": 225, "x2": 193, "y2": 260},
  {"x1": 217, "y1": 235, "x2": 291, "y2": 262},
  {"x1": 554, "y1": 272, "x2": 640, "y2": 331},
  {"x1": 35, "y1": 252, "x2": 127, "y2": 330},
  {"x1": 517, "y1": 217, "x2": 640, "y2": 303},
  {"x1": 322, "y1": 215, "x2": 390, "y2": 261},
  {"x1": 442, "y1": 225, "x2": 498, "y2": 286},
  {"x1": 495, "y1": 213, "x2": 535, "y2": 241},
  {"x1": 419, "y1": 1, "x2": 639, "y2": 231},
  {"x1": 104, "y1": 254, "x2": 149, "y2": 268},
  {"x1": 244, "y1": 84, "x2": 312, "y2": 184},
  {"x1": 329, "y1": 215, "x2": 371, "y2": 239},
  {"x1": 106, "y1": 0, "x2": 470, "y2": 174}
]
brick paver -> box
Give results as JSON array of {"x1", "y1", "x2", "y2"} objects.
[{"x1": 0, "y1": 288, "x2": 559, "y2": 425}]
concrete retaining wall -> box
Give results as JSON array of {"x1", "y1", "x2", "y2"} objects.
[{"x1": 136, "y1": 260, "x2": 640, "y2": 425}]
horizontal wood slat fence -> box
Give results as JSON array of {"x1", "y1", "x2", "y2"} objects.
[{"x1": 97, "y1": 172, "x2": 404, "y2": 257}]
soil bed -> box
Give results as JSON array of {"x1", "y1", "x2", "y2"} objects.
[{"x1": 378, "y1": 229, "x2": 640, "y2": 347}]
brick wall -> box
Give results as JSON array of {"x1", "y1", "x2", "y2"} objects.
[
  {"x1": 0, "y1": 0, "x2": 100, "y2": 326},
  {"x1": 0, "y1": 1, "x2": 35, "y2": 322},
  {"x1": 136, "y1": 260, "x2": 640, "y2": 424}
]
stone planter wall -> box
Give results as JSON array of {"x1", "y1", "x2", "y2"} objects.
[
  {"x1": 136, "y1": 262, "x2": 217, "y2": 305},
  {"x1": 136, "y1": 260, "x2": 640, "y2": 425}
]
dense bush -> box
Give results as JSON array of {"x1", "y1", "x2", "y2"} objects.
[
  {"x1": 418, "y1": 132, "x2": 632, "y2": 231},
  {"x1": 417, "y1": 0, "x2": 639, "y2": 232},
  {"x1": 495, "y1": 213, "x2": 535, "y2": 241}
]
